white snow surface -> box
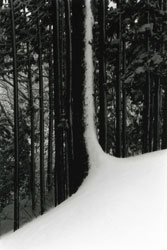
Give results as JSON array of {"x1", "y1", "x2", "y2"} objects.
[
  {"x1": 1, "y1": 1, "x2": 167, "y2": 249},
  {"x1": 1, "y1": 149, "x2": 167, "y2": 250}
]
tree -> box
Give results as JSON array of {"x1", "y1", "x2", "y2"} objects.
[
  {"x1": 52, "y1": 0, "x2": 61, "y2": 205},
  {"x1": 10, "y1": 0, "x2": 20, "y2": 231},
  {"x1": 122, "y1": 37, "x2": 127, "y2": 157},
  {"x1": 142, "y1": 0, "x2": 151, "y2": 153},
  {"x1": 98, "y1": 0, "x2": 107, "y2": 152},
  {"x1": 115, "y1": 0, "x2": 122, "y2": 157},
  {"x1": 27, "y1": 40, "x2": 36, "y2": 210},
  {"x1": 161, "y1": 0, "x2": 167, "y2": 149},
  {"x1": 47, "y1": 25, "x2": 54, "y2": 193},
  {"x1": 37, "y1": 12, "x2": 45, "y2": 215},
  {"x1": 64, "y1": 0, "x2": 73, "y2": 197},
  {"x1": 52, "y1": 0, "x2": 67, "y2": 205},
  {"x1": 70, "y1": 0, "x2": 89, "y2": 194}
]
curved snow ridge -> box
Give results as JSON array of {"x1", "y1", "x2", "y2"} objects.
[{"x1": 1, "y1": 149, "x2": 167, "y2": 250}]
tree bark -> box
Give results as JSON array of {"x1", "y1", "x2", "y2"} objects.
[
  {"x1": 149, "y1": 81, "x2": 154, "y2": 152},
  {"x1": 10, "y1": 0, "x2": 20, "y2": 231},
  {"x1": 162, "y1": 86, "x2": 167, "y2": 149},
  {"x1": 142, "y1": 0, "x2": 151, "y2": 154},
  {"x1": 153, "y1": 76, "x2": 160, "y2": 151},
  {"x1": 37, "y1": 15, "x2": 45, "y2": 215},
  {"x1": 70, "y1": 0, "x2": 89, "y2": 195},
  {"x1": 162, "y1": 0, "x2": 167, "y2": 149},
  {"x1": 115, "y1": 0, "x2": 122, "y2": 157},
  {"x1": 52, "y1": 0, "x2": 65, "y2": 205},
  {"x1": 122, "y1": 39, "x2": 127, "y2": 157},
  {"x1": 47, "y1": 29, "x2": 54, "y2": 193},
  {"x1": 64, "y1": 0, "x2": 73, "y2": 198},
  {"x1": 27, "y1": 42, "x2": 36, "y2": 210},
  {"x1": 98, "y1": 0, "x2": 107, "y2": 152}
]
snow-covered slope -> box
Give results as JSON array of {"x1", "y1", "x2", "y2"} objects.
[
  {"x1": 1, "y1": 1, "x2": 167, "y2": 249},
  {"x1": 1, "y1": 150, "x2": 167, "y2": 250}
]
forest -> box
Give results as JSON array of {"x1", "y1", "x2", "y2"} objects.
[{"x1": 0, "y1": 0, "x2": 167, "y2": 235}]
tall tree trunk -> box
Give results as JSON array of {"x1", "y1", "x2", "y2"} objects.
[
  {"x1": 70, "y1": 0, "x2": 89, "y2": 195},
  {"x1": 64, "y1": 0, "x2": 73, "y2": 198},
  {"x1": 152, "y1": 0, "x2": 163, "y2": 151},
  {"x1": 149, "y1": 82, "x2": 153, "y2": 152},
  {"x1": 162, "y1": 86, "x2": 167, "y2": 149},
  {"x1": 115, "y1": 0, "x2": 122, "y2": 157},
  {"x1": 52, "y1": 0, "x2": 64, "y2": 205},
  {"x1": 10, "y1": 0, "x2": 19, "y2": 231},
  {"x1": 37, "y1": 15, "x2": 45, "y2": 214},
  {"x1": 142, "y1": 0, "x2": 151, "y2": 153},
  {"x1": 98, "y1": 0, "x2": 107, "y2": 152},
  {"x1": 162, "y1": 0, "x2": 167, "y2": 149},
  {"x1": 122, "y1": 39, "x2": 127, "y2": 157},
  {"x1": 27, "y1": 42, "x2": 36, "y2": 210},
  {"x1": 47, "y1": 29, "x2": 54, "y2": 193},
  {"x1": 153, "y1": 76, "x2": 160, "y2": 151},
  {"x1": 59, "y1": 0, "x2": 66, "y2": 203}
]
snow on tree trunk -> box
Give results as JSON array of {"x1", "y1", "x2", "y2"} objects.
[{"x1": 84, "y1": 0, "x2": 104, "y2": 169}]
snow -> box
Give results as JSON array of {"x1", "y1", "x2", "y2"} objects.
[
  {"x1": 109, "y1": 1, "x2": 117, "y2": 9},
  {"x1": 1, "y1": 150, "x2": 167, "y2": 250},
  {"x1": 1, "y1": 1, "x2": 167, "y2": 250}
]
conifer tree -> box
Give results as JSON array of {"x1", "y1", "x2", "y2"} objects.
[{"x1": 98, "y1": 0, "x2": 107, "y2": 152}]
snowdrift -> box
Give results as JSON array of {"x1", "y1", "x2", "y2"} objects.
[{"x1": 1, "y1": 150, "x2": 167, "y2": 250}]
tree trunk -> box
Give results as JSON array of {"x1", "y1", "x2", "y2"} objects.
[
  {"x1": 70, "y1": 0, "x2": 89, "y2": 195},
  {"x1": 153, "y1": 76, "x2": 160, "y2": 151},
  {"x1": 149, "y1": 84, "x2": 153, "y2": 152},
  {"x1": 64, "y1": 0, "x2": 73, "y2": 198},
  {"x1": 115, "y1": 0, "x2": 122, "y2": 157},
  {"x1": 47, "y1": 29, "x2": 54, "y2": 193},
  {"x1": 37, "y1": 15, "x2": 45, "y2": 215},
  {"x1": 10, "y1": 0, "x2": 19, "y2": 231},
  {"x1": 122, "y1": 39, "x2": 127, "y2": 157},
  {"x1": 27, "y1": 42, "x2": 36, "y2": 210},
  {"x1": 52, "y1": 0, "x2": 64, "y2": 205},
  {"x1": 142, "y1": 0, "x2": 151, "y2": 154},
  {"x1": 162, "y1": 0, "x2": 167, "y2": 149},
  {"x1": 59, "y1": 0, "x2": 66, "y2": 203},
  {"x1": 98, "y1": 0, "x2": 107, "y2": 152},
  {"x1": 162, "y1": 86, "x2": 167, "y2": 149}
]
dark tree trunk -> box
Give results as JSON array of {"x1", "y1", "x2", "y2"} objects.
[
  {"x1": 27, "y1": 42, "x2": 36, "y2": 210},
  {"x1": 98, "y1": 0, "x2": 107, "y2": 152},
  {"x1": 153, "y1": 76, "x2": 160, "y2": 151},
  {"x1": 52, "y1": 0, "x2": 59, "y2": 206},
  {"x1": 64, "y1": 0, "x2": 73, "y2": 198},
  {"x1": 142, "y1": 0, "x2": 151, "y2": 154},
  {"x1": 115, "y1": 0, "x2": 122, "y2": 157},
  {"x1": 162, "y1": 0, "x2": 167, "y2": 149},
  {"x1": 70, "y1": 0, "x2": 89, "y2": 195},
  {"x1": 37, "y1": 15, "x2": 45, "y2": 214},
  {"x1": 47, "y1": 30, "x2": 54, "y2": 193},
  {"x1": 10, "y1": 0, "x2": 19, "y2": 231},
  {"x1": 149, "y1": 81, "x2": 154, "y2": 152},
  {"x1": 52, "y1": 0, "x2": 64, "y2": 205},
  {"x1": 152, "y1": 1, "x2": 163, "y2": 151},
  {"x1": 162, "y1": 86, "x2": 167, "y2": 149},
  {"x1": 122, "y1": 39, "x2": 127, "y2": 157},
  {"x1": 58, "y1": 0, "x2": 66, "y2": 203}
]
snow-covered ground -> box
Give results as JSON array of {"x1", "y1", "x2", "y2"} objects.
[
  {"x1": 1, "y1": 1, "x2": 167, "y2": 249},
  {"x1": 1, "y1": 149, "x2": 167, "y2": 250}
]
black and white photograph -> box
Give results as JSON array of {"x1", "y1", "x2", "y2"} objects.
[{"x1": 1, "y1": 0, "x2": 167, "y2": 249}]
